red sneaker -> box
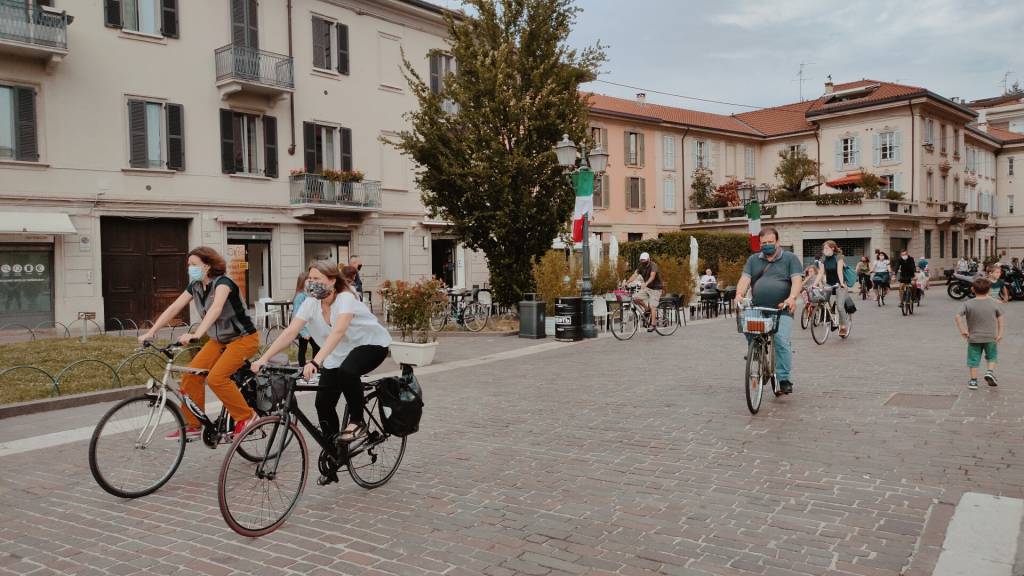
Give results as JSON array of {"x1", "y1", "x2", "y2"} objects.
[
  {"x1": 165, "y1": 427, "x2": 201, "y2": 440},
  {"x1": 233, "y1": 414, "x2": 257, "y2": 438}
]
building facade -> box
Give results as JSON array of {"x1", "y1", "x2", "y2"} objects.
[
  {"x1": 0, "y1": 0, "x2": 488, "y2": 329},
  {"x1": 588, "y1": 80, "x2": 1024, "y2": 270}
]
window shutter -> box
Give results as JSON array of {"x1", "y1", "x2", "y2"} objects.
[
  {"x1": 872, "y1": 133, "x2": 880, "y2": 166},
  {"x1": 160, "y1": 0, "x2": 178, "y2": 38},
  {"x1": 128, "y1": 100, "x2": 147, "y2": 168},
  {"x1": 834, "y1": 139, "x2": 842, "y2": 171},
  {"x1": 302, "y1": 122, "x2": 316, "y2": 173},
  {"x1": 894, "y1": 172, "x2": 902, "y2": 193},
  {"x1": 246, "y1": 0, "x2": 258, "y2": 48},
  {"x1": 894, "y1": 131, "x2": 902, "y2": 162},
  {"x1": 12, "y1": 87, "x2": 37, "y2": 162},
  {"x1": 429, "y1": 54, "x2": 440, "y2": 94},
  {"x1": 624, "y1": 131, "x2": 631, "y2": 165},
  {"x1": 852, "y1": 136, "x2": 860, "y2": 166},
  {"x1": 602, "y1": 174, "x2": 609, "y2": 208},
  {"x1": 312, "y1": 18, "x2": 328, "y2": 69},
  {"x1": 231, "y1": 0, "x2": 246, "y2": 45},
  {"x1": 104, "y1": 0, "x2": 122, "y2": 28},
  {"x1": 640, "y1": 178, "x2": 646, "y2": 209},
  {"x1": 263, "y1": 115, "x2": 278, "y2": 178},
  {"x1": 800, "y1": 144, "x2": 807, "y2": 155},
  {"x1": 166, "y1": 103, "x2": 184, "y2": 171},
  {"x1": 337, "y1": 23, "x2": 350, "y2": 75},
  {"x1": 220, "y1": 109, "x2": 236, "y2": 174},
  {"x1": 340, "y1": 127, "x2": 352, "y2": 171},
  {"x1": 624, "y1": 177, "x2": 630, "y2": 209},
  {"x1": 638, "y1": 133, "x2": 645, "y2": 167},
  {"x1": 601, "y1": 129, "x2": 608, "y2": 152}
]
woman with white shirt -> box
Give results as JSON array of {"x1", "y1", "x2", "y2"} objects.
[
  {"x1": 253, "y1": 261, "x2": 391, "y2": 482},
  {"x1": 871, "y1": 251, "x2": 892, "y2": 306}
]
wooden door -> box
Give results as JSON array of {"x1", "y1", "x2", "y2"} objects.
[{"x1": 102, "y1": 217, "x2": 189, "y2": 327}]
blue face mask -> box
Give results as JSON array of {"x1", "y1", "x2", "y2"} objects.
[
  {"x1": 188, "y1": 265, "x2": 204, "y2": 282},
  {"x1": 761, "y1": 244, "x2": 777, "y2": 256}
]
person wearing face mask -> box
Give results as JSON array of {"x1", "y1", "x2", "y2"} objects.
[
  {"x1": 138, "y1": 246, "x2": 259, "y2": 440},
  {"x1": 734, "y1": 228, "x2": 803, "y2": 395},
  {"x1": 871, "y1": 251, "x2": 892, "y2": 305},
  {"x1": 349, "y1": 255, "x2": 364, "y2": 297},
  {"x1": 253, "y1": 261, "x2": 391, "y2": 485},
  {"x1": 893, "y1": 248, "x2": 916, "y2": 306},
  {"x1": 815, "y1": 240, "x2": 850, "y2": 337},
  {"x1": 855, "y1": 256, "x2": 873, "y2": 299}
]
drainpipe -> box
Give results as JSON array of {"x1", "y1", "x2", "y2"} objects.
[
  {"x1": 908, "y1": 101, "x2": 915, "y2": 203},
  {"x1": 680, "y1": 127, "x2": 690, "y2": 212},
  {"x1": 813, "y1": 122, "x2": 821, "y2": 192},
  {"x1": 286, "y1": 0, "x2": 296, "y2": 155}
]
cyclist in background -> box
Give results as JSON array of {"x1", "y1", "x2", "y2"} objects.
[
  {"x1": 872, "y1": 251, "x2": 892, "y2": 305},
  {"x1": 816, "y1": 240, "x2": 850, "y2": 337},
  {"x1": 627, "y1": 252, "x2": 663, "y2": 332},
  {"x1": 893, "y1": 248, "x2": 916, "y2": 306}
]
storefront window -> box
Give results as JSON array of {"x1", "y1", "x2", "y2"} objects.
[{"x1": 0, "y1": 245, "x2": 53, "y2": 326}]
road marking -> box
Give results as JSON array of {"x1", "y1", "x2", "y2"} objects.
[
  {"x1": 933, "y1": 492, "x2": 1024, "y2": 576},
  {"x1": 0, "y1": 338, "x2": 577, "y2": 459}
]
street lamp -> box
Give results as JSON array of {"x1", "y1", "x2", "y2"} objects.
[{"x1": 554, "y1": 134, "x2": 607, "y2": 339}]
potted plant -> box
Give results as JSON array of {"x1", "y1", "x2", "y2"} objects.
[
  {"x1": 380, "y1": 278, "x2": 447, "y2": 366},
  {"x1": 339, "y1": 170, "x2": 365, "y2": 183}
]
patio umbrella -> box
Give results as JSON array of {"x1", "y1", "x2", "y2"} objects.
[
  {"x1": 689, "y1": 236, "x2": 700, "y2": 295},
  {"x1": 589, "y1": 233, "x2": 601, "y2": 274},
  {"x1": 609, "y1": 234, "x2": 619, "y2": 266}
]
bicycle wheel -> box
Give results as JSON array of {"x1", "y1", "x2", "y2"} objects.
[
  {"x1": 744, "y1": 340, "x2": 765, "y2": 414},
  {"x1": 218, "y1": 415, "x2": 308, "y2": 537},
  {"x1": 654, "y1": 303, "x2": 679, "y2": 336},
  {"x1": 907, "y1": 290, "x2": 914, "y2": 315},
  {"x1": 900, "y1": 290, "x2": 908, "y2": 316},
  {"x1": 344, "y1": 402, "x2": 406, "y2": 489},
  {"x1": 89, "y1": 395, "x2": 186, "y2": 499},
  {"x1": 800, "y1": 304, "x2": 811, "y2": 330},
  {"x1": 810, "y1": 305, "x2": 830, "y2": 345},
  {"x1": 610, "y1": 306, "x2": 638, "y2": 340},
  {"x1": 463, "y1": 301, "x2": 489, "y2": 332},
  {"x1": 428, "y1": 305, "x2": 449, "y2": 332}
]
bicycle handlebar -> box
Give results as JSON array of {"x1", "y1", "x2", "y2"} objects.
[{"x1": 140, "y1": 339, "x2": 199, "y2": 358}]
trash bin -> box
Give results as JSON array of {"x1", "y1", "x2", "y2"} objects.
[
  {"x1": 518, "y1": 294, "x2": 546, "y2": 339},
  {"x1": 554, "y1": 296, "x2": 582, "y2": 342}
]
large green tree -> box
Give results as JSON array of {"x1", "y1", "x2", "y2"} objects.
[
  {"x1": 773, "y1": 149, "x2": 821, "y2": 201},
  {"x1": 393, "y1": 0, "x2": 604, "y2": 306}
]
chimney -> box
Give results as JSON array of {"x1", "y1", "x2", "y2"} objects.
[
  {"x1": 636, "y1": 92, "x2": 646, "y2": 105},
  {"x1": 950, "y1": 96, "x2": 960, "y2": 103},
  {"x1": 825, "y1": 75, "x2": 834, "y2": 94}
]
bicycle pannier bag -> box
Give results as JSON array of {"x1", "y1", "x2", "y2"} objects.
[
  {"x1": 844, "y1": 294, "x2": 857, "y2": 315},
  {"x1": 377, "y1": 365, "x2": 423, "y2": 436}
]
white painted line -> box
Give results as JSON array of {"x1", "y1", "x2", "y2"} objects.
[
  {"x1": 933, "y1": 492, "x2": 1024, "y2": 576},
  {"x1": 0, "y1": 339, "x2": 576, "y2": 459}
]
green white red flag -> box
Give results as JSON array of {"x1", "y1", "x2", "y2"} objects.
[
  {"x1": 571, "y1": 170, "x2": 593, "y2": 242},
  {"x1": 747, "y1": 201, "x2": 761, "y2": 252}
]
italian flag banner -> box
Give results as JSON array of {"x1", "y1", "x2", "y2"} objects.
[
  {"x1": 747, "y1": 201, "x2": 761, "y2": 252},
  {"x1": 571, "y1": 169, "x2": 594, "y2": 242}
]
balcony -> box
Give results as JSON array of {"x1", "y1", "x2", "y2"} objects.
[
  {"x1": 947, "y1": 201, "x2": 968, "y2": 225},
  {"x1": 0, "y1": 0, "x2": 69, "y2": 69},
  {"x1": 684, "y1": 199, "x2": 920, "y2": 225},
  {"x1": 289, "y1": 174, "x2": 382, "y2": 216},
  {"x1": 965, "y1": 210, "x2": 990, "y2": 230},
  {"x1": 214, "y1": 44, "x2": 294, "y2": 101}
]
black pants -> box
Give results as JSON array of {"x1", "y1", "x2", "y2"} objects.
[
  {"x1": 297, "y1": 336, "x2": 320, "y2": 367},
  {"x1": 315, "y1": 344, "x2": 389, "y2": 441}
]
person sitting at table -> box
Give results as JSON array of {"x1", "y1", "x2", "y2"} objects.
[{"x1": 699, "y1": 268, "x2": 717, "y2": 290}]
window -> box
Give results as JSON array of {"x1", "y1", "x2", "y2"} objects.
[
  {"x1": 880, "y1": 131, "x2": 895, "y2": 161},
  {"x1": 590, "y1": 127, "x2": 607, "y2": 149},
  {"x1": 627, "y1": 233, "x2": 643, "y2": 242},
  {"x1": 662, "y1": 177, "x2": 676, "y2": 211},
  {"x1": 744, "y1": 146, "x2": 754, "y2": 178},
  {"x1": 429, "y1": 53, "x2": 455, "y2": 94},
  {"x1": 954, "y1": 179, "x2": 960, "y2": 203},
  {"x1": 663, "y1": 135, "x2": 675, "y2": 170},
  {"x1": 926, "y1": 172, "x2": 933, "y2": 200},
  {"x1": 0, "y1": 85, "x2": 37, "y2": 162},
  {"x1": 127, "y1": 99, "x2": 184, "y2": 170},
  {"x1": 303, "y1": 122, "x2": 351, "y2": 173},
  {"x1": 1010, "y1": 195, "x2": 1015, "y2": 215},
  {"x1": 220, "y1": 110, "x2": 278, "y2": 177},
  {"x1": 625, "y1": 131, "x2": 644, "y2": 166},
  {"x1": 924, "y1": 230, "x2": 932, "y2": 259},
  {"x1": 940, "y1": 124, "x2": 947, "y2": 153},
  {"x1": 953, "y1": 128, "x2": 960, "y2": 156},
  {"x1": 1009, "y1": 156, "x2": 1014, "y2": 177},
  {"x1": 940, "y1": 176, "x2": 947, "y2": 203},
  {"x1": 881, "y1": 174, "x2": 895, "y2": 194},
  {"x1": 695, "y1": 140, "x2": 708, "y2": 169},
  {"x1": 593, "y1": 174, "x2": 609, "y2": 209},
  {"x1": 625, "y1": 177, "x2": 645, "y2": 210},
  {"x1": 924, "y1": 118, "x2": 934, "y2": 145},
  {"x1": 106, "y1": 0, "x2": 179, "y2": 38},
  {"x1": 939, "y1": 230, "x2": 945, "y2": 259},
  {"x1": 841, "y1": 136, "x2": 857, "y2": 165},
  {"x1": 951, "y1": 231, "x2": 959, "y2": 259}
]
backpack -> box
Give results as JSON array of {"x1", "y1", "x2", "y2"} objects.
[
  {"x1": 377, "y1": 366, "x2": 423, "y2": 437},
  {"x1": 842, "y1": 262, "x2": 857, "y2": 288}
]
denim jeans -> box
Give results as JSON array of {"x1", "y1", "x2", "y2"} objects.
[{"x1": 745, "y1": 313, "x2": 794, "y2": 381}]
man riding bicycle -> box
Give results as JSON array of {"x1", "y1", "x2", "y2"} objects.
[
  {"x1": 894, "y1": 248, "x2": 916, "y2": 303},
  {"x1": 627, "y1": 252, "x2": 663, "y2": 332},
  {"x1": 734, "y1": 228, "x2": 803, "y2": 395}
]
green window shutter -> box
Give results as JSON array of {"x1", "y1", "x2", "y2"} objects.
[
  {"x1": 128, "y1": 100, "x2": 148, "y2": 168},
  {"x1": 160, "y1": 0, "x2": 178, "y2": 38},
  {"x1": 263, "y1": 115, "x2": 278, "y2": 178},
  {"x1": 14, "y1": 87, "x2": 38, "y2": 162},
  {"x1": 337, "y1": 23, "x2": 350, "y2": 75},
  {"x1": 220, "y1": 109, "x2": 235, "y2": 174},
  {"x1": 166, "y1": 103, "x2": 185, "y2": 171}
]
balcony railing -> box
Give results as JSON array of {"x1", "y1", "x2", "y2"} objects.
[
  {"x1": 684, "y1": 199, "x2": 920, "y2": 225},
  {"x1": 0, "y1": 0, "x2": 68, "y2": 51},
  {"x1": 290, "y1": 174, "x2": 382, "y2": 210},
  {"x1": 215, "y1": 44, "x2": 294, "y2": 91},
  {"x1": 965, "y1": 210, "x2": 990, "y2": 230}
]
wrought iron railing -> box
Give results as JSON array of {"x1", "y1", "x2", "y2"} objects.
[
  {"x1": 214, "y1": 44, "x2": 294, "y2": 90},
  {"x1": 0, "y1": 0, "x2": 67, "y2": 50},
  {"x1": 289, "y1": 174, "x2": 382, "y2": 210}
]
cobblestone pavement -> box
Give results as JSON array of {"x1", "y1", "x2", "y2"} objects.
[{"x1": 1, "y1": 291, "x2": 1023, "y2": 576}]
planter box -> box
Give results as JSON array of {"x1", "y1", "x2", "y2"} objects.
[{"x1": 389, "y1": 341, "x2": 439, "y2": 367}]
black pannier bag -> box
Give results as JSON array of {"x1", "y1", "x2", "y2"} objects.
[{"x1": 376, "y1": 365, "x2": 423, "y2": 437}]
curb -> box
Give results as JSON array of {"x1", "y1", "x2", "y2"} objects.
[
  {"x1": 0, "y1": 385, "x2": 146, "y2": 420},
  {"x1": 388, "y1": 330, "x2": 519, "y2": 338}
]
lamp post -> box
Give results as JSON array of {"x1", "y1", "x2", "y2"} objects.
[{"x1": 554, "y1": 134, "x2": 608, "y2": 339}]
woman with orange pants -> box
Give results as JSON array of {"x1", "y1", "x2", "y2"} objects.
[{"x1": 139, "y1": 246, "x2": 259, "y2": 439}]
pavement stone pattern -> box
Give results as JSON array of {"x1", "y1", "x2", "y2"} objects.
[{"x1": 1, "y1": 290, "x2": 1023, "y2": 575}]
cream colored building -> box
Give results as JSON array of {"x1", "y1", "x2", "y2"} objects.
[
  {"x1": 0, "y1": 0, "x2": 488, "y2": 329},
  {"x1": 589, "y1": 80, "x2": 1024, "y2": 271}
]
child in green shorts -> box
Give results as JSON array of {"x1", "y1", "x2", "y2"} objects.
[{"x1": 954, "y1": 277, "x2": 1004, "y2": 390}]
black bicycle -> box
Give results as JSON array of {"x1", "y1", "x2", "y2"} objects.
[
  {"x1": 217, "y1": 364, "x2": 415, "y2": 537},
  {"x1": 737, "y1": 305, "x2": 784, "y2": 415}
]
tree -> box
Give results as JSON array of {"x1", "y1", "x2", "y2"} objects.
[
  {"x1": 688, "y1": 167, "x2": 715, "y2": 209},
  {"x1": 1009, "y1": 80, "x2": 1023, "y2": 96},
  {"x1": 711, "y1": 179, "x2": 742, "y2": 208},
  {"x1": 391, "y1": 0, "x2": 605, "y2": 306},
  {"x1": 858, "y1": 169, "x2": 882, "y2": 199},
  {"x1": 773, "y1": 149, "x2": 821, "y2": 201}
]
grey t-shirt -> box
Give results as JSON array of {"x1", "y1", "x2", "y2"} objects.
[
  {"x1": 635, "y1": 262, "x2": 663, "y2": 290},
  {"x1": 742, "y1": 250, "x2": 803, "y2": 315},
  {"x1": 959, "y1": 297, "x2": 1002, "y2": 343}
]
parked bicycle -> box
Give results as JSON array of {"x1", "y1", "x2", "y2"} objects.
[
  {"x1": 88, "y1": 340, "x2": 272, "y2": 499},
  {"x1": 809, "y1": 285, "x2": 853, "y2": 345},
  {"x1": 429, "y1": 288, "x2": 490, "y2": 332},
  {"x1": 217, "y1": 363, "x2": 419, "y2": 537},
  {"x1": 609, "y1": 284, "x2": 679, "y2": 340},
  {"x1": 737, "y1": 304, "x2": 784, "y2": 415}
]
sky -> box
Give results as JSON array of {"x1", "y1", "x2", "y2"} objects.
[{"x1": 441, "y1": 0, "x2": 1024, "y2": 115}]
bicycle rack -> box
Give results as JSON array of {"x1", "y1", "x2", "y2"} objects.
[
  {"x1": 105, "y1": 317, "x2": 125, "y2": 337},
  {"x1": 115, "y1": 351, "x2": 166, "y2": 387},
  {"x1": 54, "y1": 359, "x2": 120, "y2": 395},
  {"x1": 0, "y1": 323, "x2": 36, "y2": 341},
  {"x1": 0, "y1": 365, "x2": 59, "y2": 398}
]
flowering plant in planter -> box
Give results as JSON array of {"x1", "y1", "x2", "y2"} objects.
[
  {"x1": 289, "y1": 168, "x2": 305, "y2": 177},
  {"x1": 379, "y1": 278, "x2": 448, "y2": 343},
  {"x1": 339, "y1": 170, "x2": 365, "y2": 183}
]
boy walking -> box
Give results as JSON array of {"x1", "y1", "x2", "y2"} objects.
[{"x1": 954, "y1": 278, "x2": 1004, "y2": 390}]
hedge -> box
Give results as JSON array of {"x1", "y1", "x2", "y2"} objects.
[
  {"x1": 621, "y1": 231, "x2": 751, "y2": 272},
  {"x1": 815, "y1": 191, "x2": 864, "y2": 206}
]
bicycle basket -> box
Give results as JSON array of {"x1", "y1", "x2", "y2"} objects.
[
  {"x1": 738, "y1": 307, "x2": 778, "y2": 335},
  {"x1": 808, "y1": 287, "x2": 830, "y2": 303},
  {"x1": 376, "y1": 366, "x2": 423, "y2": 437}
]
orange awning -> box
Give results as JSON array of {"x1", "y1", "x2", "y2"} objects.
[{"x1": 826, "y1": 172, "x2": 889, "y2": 188}]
